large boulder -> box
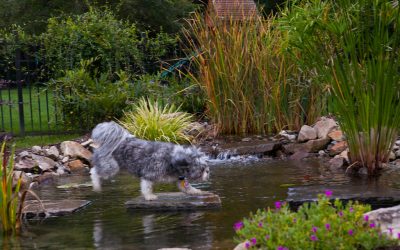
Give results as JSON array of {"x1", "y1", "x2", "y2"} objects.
[
  {"x1": 328, "y1": 141, "x2": 348, "y2": 156},
  {"x1": 364, "y1": 205, "x2": 400, "y2": 240},
  {"x1": 297, "y1": 125, "x2": 317, "y2": 142},
  {"x1": 60, "y1": 141, "x2": 92, "y2": 162},
  {"x1": 284, "y1": 138, "x2": 331, "y2": 154},
  {"x1": 45, "y1": 146, "x2": 60, "y2": 160},
  {"x1": 15, "y1": 158, "x2": 40, "y2": 173},
  {"x1": 31, "y1": 154, "x2": 57, "y2": 172},
  {"x1": 313, "y1": 117, "x2": 338, "y2": 139}
]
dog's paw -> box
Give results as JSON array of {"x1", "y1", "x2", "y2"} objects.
[{"x1": 144, "y1": 194, "x2": 158, "y2": 201}]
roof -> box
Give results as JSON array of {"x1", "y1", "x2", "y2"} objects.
[{"x1": 209, "y1": 0, "x2": 258, "y2": 20}]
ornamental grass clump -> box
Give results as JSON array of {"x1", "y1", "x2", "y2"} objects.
[
  {"x1": 234, "y1": 191, "x2": 398, "y2": 249},
  {"x1": 184, "y1": 11, "x2": 325, "y2": 135},
  {"x1": 119, "y1": 98, "x2": 193, "y2": 143}
]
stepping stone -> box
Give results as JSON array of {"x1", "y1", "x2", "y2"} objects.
[
  {"x1": 23, "y1": 199, "x2": 91, "y2": 218},
  {"x1": 125, "y1": 192, "x2": 221, "y2": 211}
]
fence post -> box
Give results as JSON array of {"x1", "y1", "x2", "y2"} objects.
[{"x1": 16, "y1": 34, "x2": 25, "y2": 137}]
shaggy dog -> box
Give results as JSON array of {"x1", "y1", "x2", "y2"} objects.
[{"x1": 90, "y1": 121, "x2": 210, "y2": 200}]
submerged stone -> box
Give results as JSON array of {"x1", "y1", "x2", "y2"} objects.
[
  {"x1": 125, "y1": 192, "x2": 221, "y2": 211},
  {"x1": 23, "y1": 200, "x2": 91, "y2": 219}
]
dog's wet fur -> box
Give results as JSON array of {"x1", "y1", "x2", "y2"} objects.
[{"x1": 90, "y1": 121, "x2": 210, "y2": 200}]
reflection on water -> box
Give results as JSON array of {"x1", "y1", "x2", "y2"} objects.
[{"x1": 8, "y1": 159, "x2": 400, "y2": 249}]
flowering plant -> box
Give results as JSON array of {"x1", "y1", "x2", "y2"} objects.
[{"x1": 234, "y1": 191, "x2": 398, "y2": 249}]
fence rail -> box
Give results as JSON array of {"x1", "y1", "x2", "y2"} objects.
[{"x1": 0, "y1": 40, "x2": 90, "y2": 137}]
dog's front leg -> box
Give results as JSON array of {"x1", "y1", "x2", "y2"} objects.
[
  {"x1": 141, "y1": 178, "x2": 158, "y2": 200},
  {"x1": 177, "y1": 179, "x2": 204, "y2": 195}
]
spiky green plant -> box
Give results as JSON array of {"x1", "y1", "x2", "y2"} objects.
[
  {"x1": 119, "y1": 98, "x2": 194, "y2": 143},
  {"x1": 286, "y1": 0, "x2": 400, "y2": 174},
  {"x1": 183, "y1": 11, "x2": 325, "y2": 135}
]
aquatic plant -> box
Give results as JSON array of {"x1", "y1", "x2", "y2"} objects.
[
  {"x1": 184, "y1": 11, "x2": 325, "y2": 135},
  {"x1": 234, "y1": 191, "x2": 398, "y2": 249},
  {"x1": 279, "y1": 0, "x2": 400, "y2": 175},
  {"x1": 119, "y1": 98, "x2": 194, "y2": 143}
]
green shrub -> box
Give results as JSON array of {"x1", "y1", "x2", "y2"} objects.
[
  {"x1": 133, "y1": 74, "x2": 206, "y2": 115},
  {"x1": 234, "y1": 192, "x2": 398, "y2": 249},
  {"x1": 41, "y1": 7, "x2": 177, "y2": 77},
  {"x1": 119, "y1": 98, "x2": 193, "y2": 143},
  {"x1": 49, "y1": 59, "x2": 134, "y2": 129}
]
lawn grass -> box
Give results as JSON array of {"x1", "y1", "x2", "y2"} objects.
[
  {"x1": 0, "y1": 86, "x2": 63, "y2": 135},
  {"x1": 11, "y1": 133, "x2": 82, "y2": 150}
]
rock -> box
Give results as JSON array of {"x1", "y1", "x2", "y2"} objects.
[
  {"x1": 31, "y1": 145, "x2": 42, "y2": 155},
  {"x1": 313, "y1": 117, "x2": 338, "y2": 139},
  {"x1": 390, "y1": 151, "x2": 396, "y2": 161},
  {"x1": 297, "y1": 125, "x2": 317, "y2": 142},
  {"x1": 233, "y1": 242, "x2": 247, "y2": 250},
  {"x1": 15, "y1": 158, "x2": 41, "y2": 173},
  {"x1": 328, "y1": 129, "x2": 344, "y2": 141},
  {"x1": 329, "y1": 157, "x2": 346, "y2": 169},
  {"x1": 68, "y1": 159, "x2": 86, "y2": 172},
  {"x1": 393, "y1": 145, "x2": 399, "y2": 151},
  {"x1": 396, "y1": 140, "x2": 400, "y2": 146},
  {"x1": 279, "y1": 130, "x2": 297, "y2": 141},
  {"x1": 45, "y1": 146, "x2": 59, "y2": 160},
  {"x1": 329, "y1": 141, "x2": 348, "y2": 156},
  {"x1": 31, "y1": 154, "x2": 57, "y2": 172},
  {"x1": 241, "y1": 137, "x2": 252, "y2": 142},
  {"x1": 22, "y1": 200, "x2": 91, "y2": 219},
  {"x1": 33, "y1": 172, "x2": 55, "y2": 185},
  {"x1": 125, "y1": 192, "x2": 221, "y2": 210},
  {"x1": 318, "y1": 150, "x2": 326, "y2": 156},
  {"x1": 395, "y1": 150, "x2": 400, "y2": 159},
  {"x1": 61, "y1": 156, "x2": 69, "y2": 163},
  {"x1": 284, "y1": 138, "x2": 331, "y2": 154},
  {"x1": 213, "y1": 141, "x2": 282, "y2": 158},
  {"x1": 289, "y1": 151, "x2": 309, "y2": 161},
  {"x1": 185, "y1": 122, "x2": 205, "y2": 137},
  {"x1": 339, "y1": 150, "x2": 349, "y2": 163},
  {"x1": 364, "y1": 205, "x2": 400, "y2": 240},
  {"x1": 12, "y1": 171, "x2": 30, "y2": 188},
  {"x1": 60, "y1": 141, "x2": 92, "y2": 163},
  {"x1": 159, "y1": 248, "x2": 191, "y2": 250},
  {"x1": 18, "y1": 151, "x2": 30, "y2": 159},
  {"x1": 80, "y1": 139, "x2": 94, "y2": 147}
]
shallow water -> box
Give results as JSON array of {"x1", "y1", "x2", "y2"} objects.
[{"x1": 9, "y1": 159, "x2": 400, "y2": 249}]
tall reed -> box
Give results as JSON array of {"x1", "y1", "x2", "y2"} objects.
[
  {"x1": 183, "y1": 11, "x2": 325, "y2": 135},
  {"x1": 289, "y1": 0, "x2": 400, "y2": 174}
]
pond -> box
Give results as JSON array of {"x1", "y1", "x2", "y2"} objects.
[{"x1": 11, "y1": 158, "x2": 400, "y2": 249}]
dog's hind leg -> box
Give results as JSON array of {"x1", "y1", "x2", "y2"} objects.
[
  {"x1": 140, "y1": 178, "x2": 158, "y2": 200},
  {"x1": 90, "y1": 167, "x2": 102, "y2": 192},
  {"x1": 177, "y1": 180, "x2": 204, "y2": 195}
]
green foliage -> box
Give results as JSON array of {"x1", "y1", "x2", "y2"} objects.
[
  {"x1": 49, "y1": 59, "x2": 134, "y2": 129},
  {"x1": 41, "y1": 8, "x2": 177, "y2": 77},
  {"x1": 185, "y1": 12, "x2": 324, "y2": 135},
  {"x1": 119, "y1": 98, "x2": 193, "y2": 143},
  {"x1": 0, "y1": 142, "x2": 19, "y2": 234},
  {"x1": 278, "y1": 0, "x2": 400, "y2": 174},
  {"x1": 235, "y1": 193, "x2": 398, "y2": 249},
  {"x1": 133, "y1": 74, "x2": 206, "y2": 115}
]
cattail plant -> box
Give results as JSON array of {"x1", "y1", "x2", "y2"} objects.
[{"x1": 183, "y1": 10, "x2": 324, "y2": 135}]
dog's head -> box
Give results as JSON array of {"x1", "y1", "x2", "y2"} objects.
[{"x1": 171, "y1": 146, "x2": 210, "y2": 182}]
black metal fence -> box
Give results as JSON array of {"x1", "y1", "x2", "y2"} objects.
[{"x1": 0, "y1": 40, "x2": 89, "y2": 137}]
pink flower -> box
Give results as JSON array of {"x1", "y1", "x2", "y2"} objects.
[
  {"x1": 245, "y1": 241, "x2": 251, "y2": 249},
  {"x1": 369, "y1": 223, "x2": 376, "y2": 228},
  {"x1": 397, "y1": 233, "x2": 400, "y2": 240},
  {"x1": 325, "y1": 223, "x2": 331, "y2": 231},
  {"x1": 258, "y1": 222, "x2": 263, "y2": 228},
  {"x1": 364, "y1": 215, "x2": 369, "y2": 222},
  {"x1": 338, "y1": 211, "x2": 343, "y2": 217},
  {"x1": 325, "y1": 190, "x2": 333, "y2": 197},
  {"x1": 388, "y1": 227, "x2": 393, "y2": 235},
  {"x1": 348, "y1": 229, "x2": 354, "y2": 236},
  {"x1": 233, "y1": 221, "x2": 244, "y2": 231},
  {"x1": 310, "y1": 235, "x2": 318, "y2": 241},
  {"x1": 250, "y1": 238, "x2": 257, "y2": 245},
  {"x1": 277, "y1": 246, "x2": 288, "y2": 250},
  {"x1": 349, "y1": 207, "x2": 354, "y2": 213},
  {"x1": 265, "y1": 235, "x2": 270, "y2": 240},
  {"x1": 275, "y1": 201, "x2": 282, "y2": 209},
  {"x1": 312, "y1": 226, "x2": 318, "y2": 233}
]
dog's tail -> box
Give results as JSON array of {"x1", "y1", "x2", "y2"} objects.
[
  {"x1": 90, "y1": 121, "x2": 131, "y2": 191},
  {"x1": 92, "y1": 121, "x2": 132, "y2": 153}
]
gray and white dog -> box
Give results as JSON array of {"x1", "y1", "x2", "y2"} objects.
[{"x1": 90, "y1": 121, "x2": 210, "y2": 200}]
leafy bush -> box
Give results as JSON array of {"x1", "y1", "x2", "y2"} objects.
[
  {"x1": 234, "y1": 192, "x2": 398, "y2": 249},
  {"x1": 119, "y1": 98, "x2": 193, "y2": 143},
  {"x1": 41, "y1": 7, "x2": 177, "y2": 77},
  {"x1": 133, "y1": 74, "x2": 206, "y2": 115},
  {"x1": 49, "y1": 59, "x2": 134, "y2": 129}
]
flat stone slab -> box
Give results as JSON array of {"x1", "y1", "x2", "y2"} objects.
[
  {"x1": 365, "y1": 205, "x2": 400, "y2": 240},
  {"x1": 23, "y1": 199, "x2": 91, "y2": 218},
  {"x1": 125, "y1": 192, "x2": 221, "y2": 211}
]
